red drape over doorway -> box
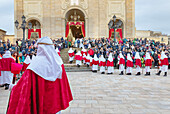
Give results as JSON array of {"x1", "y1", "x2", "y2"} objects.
[
  {"x1": 109, "y1": 28, "x2": 123, "y2": 40},
  {"x1": 65, "y1": 22, "x2": 85, "y2": 38},
  {"x1": 28, "y1": 29, "x2": 41, "y2": 39}
]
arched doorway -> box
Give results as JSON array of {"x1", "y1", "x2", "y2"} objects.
[
  {"x1": 65, "y1": 9, "x2": 85, "y2": 41},
  {"x1": 109, "y1": 19, "x2": 124, "y2": 41},
  {"x1": 27, "y1": 20, "x2": 41, "y2": 40}
]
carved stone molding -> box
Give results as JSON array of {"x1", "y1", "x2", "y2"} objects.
[{"x1": 61, "y1": 0, "x2": 88, "y2": 10}]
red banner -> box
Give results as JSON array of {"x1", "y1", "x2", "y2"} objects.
[
  {"x1": 28, "y1": 29, "x2": 41, "y2": 39},
  {"x1": 109, "y1": 28, "x2": 123, "y2": 40},
  {"x1": 65, "y1": 22, "x2": 85, "y2": 38}
]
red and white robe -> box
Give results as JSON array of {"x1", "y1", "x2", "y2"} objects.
[
  {"x1": 75, "y1": 54, "x2": 82, "y2": 65},
  {"x1": 92, "y1": 59, "x2": 99, "y2": 71},
  {"x1": 0, "y1": 58, "x2": 15, "y2": 85},
  {"x1": 106, "y1": 60, "x2": 114, "y2": 74},
  {"x1": 119, "y1": 58, "x2": 125, "y2": 72},
  {"x1": 68, "y1": 52, "x2": 75, "y2": 62},
  {"x1": 145, "y1": 59, "x2": 152, "y2": 72},
  {"x1": 126, "y1": 60, "x2": 133, "y2": 74},
  {"x1": 7, "y1": 64, "x2": 73, "y2": 114},
  {"x1": 99, "y1": 61, "x2": 106, "y2": 73},
  {"x1": 135, "y1": 59, "x2": 142, "y2": 73}
]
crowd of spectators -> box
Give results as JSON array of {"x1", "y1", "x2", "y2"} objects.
[{"x1": 0, "y1": 37, "x2": 170, "y2": 68}]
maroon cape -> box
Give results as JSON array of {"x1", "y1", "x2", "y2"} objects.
[{"x1": 7, "y1": 64, "x2": 73, "y2": 114}]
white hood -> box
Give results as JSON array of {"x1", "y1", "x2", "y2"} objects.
[
  {"x1": 135, "y1": 52, "x2": 141, "y2": 59},
  {"x1": 24, "y1": 55, "x2": 31, "y2": 64},
  {"x1": 27, "y1": 37, "x2": 63, "y2": 81},
  {"x1": 108, "y1": 53, "x2": 113, "y2": 62},
  {"x1": 127, "y1": 53, "x2": 133, "y2": 62},
  {"x1": 99, "y1": 55, "x2": 106, "y2": 62}
]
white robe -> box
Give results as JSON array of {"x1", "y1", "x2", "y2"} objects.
[
  {"x1": 92, "y1": 65, "x2": 98, "y2": 71},
  {"x1": 69, "y1": 56, "x2": 74, "y2": 62},
  {"x1": 136, "y1": 66, "x2": 141, "y2": 73},
  {"x1": 0, "y1": 71, "x2": 4, "y2": 85},
  {"x1": 76, "y1": 60, "x2": 82, "y2": 65},
  {"x1": 162, "y1": 65, "x2": 168, "y2": 72},
  {"x1": 145, "y1": 66, "x2": 150, "y2": 72},
  {"x1": 0, "y1": 71, "x2": 13, "y2": 85},
  {"x1": 119, "y1": 64, "x2": 124, "y2": 72},
  {"x1": 100, "y1": 66, "x2": 105, "y2": 73},
  {"x1": 126, "y1": 67, "x2": 132, "y2": 73},
  {"x1": 107, "y1": 67, "x2": 114, "y2": 73}
]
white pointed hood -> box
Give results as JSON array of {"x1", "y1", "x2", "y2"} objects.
[
  {"x1": 76, "y1": 51, "x2": 82, "y2": 56},
  {"x1": 3, "y1": 51, "x2": 13, "y2": 58},
  {"x1": 27, "y1": 37, "x2": 63, "y2": 81},
  {"x1": 145, "y1": 52, "x2": 151, "y2": 60},
  {"x1": 161, "y1": 51, "x2": 168, "y2": 59},
  {"x1": 86, "y1": 54, "x2": 91, "y2": 60},
  {"x1": 68, "y1": 48, "x2": 74, "y2": 53},
  {"x1": 56, "y1": 48, "x2": 60, "y2": 53},
  {"x1": 119, "y1": 52, "x2": 124, "y2": 59},
  {"x1": 82, "y1": 47, "x2": 87, "y2": 52},
  {"x1": 127, "y1": 53, "x2": 133, "y2": 62},
  {"x1": 135, "y1": 52, "x2": 141, "y2": 59},
  {"x1": 24, "y1": 55, "x2": 31, "y2": 64},
  {"x1": 108, "y1": 53, "x2": 113, "y2": 62},
  {"x1": 99, "y1": 55, "x2": 106, "y2": 62},
  {"x1": 93, "y1": 54, "x2": 99, "y2": 61}
]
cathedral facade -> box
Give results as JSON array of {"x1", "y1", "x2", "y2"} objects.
[{"x1": 14, "y1": 0, "x2": 135, "y2": 39}]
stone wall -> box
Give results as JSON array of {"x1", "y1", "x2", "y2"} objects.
[{"x1": 15, "y1": 0, "x2": 136, "y2": 39}]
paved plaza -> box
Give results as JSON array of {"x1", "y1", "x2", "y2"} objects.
[{"x1": 0, "y1": 69, "x2": 170, "y2": 114}]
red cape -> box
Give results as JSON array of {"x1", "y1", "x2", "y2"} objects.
[
  {"x1": 1, "y1": 58, "x2": 15, "y2": 71},
  {"x1": 81, "y1": 51, "x2": 87, "y2": 56},
  {"x1": 99, "y1": 61, "x2": 106, "y2": 67},
  {"x1": 162, "y1": 58, "x2": 169, "y2": 66},
  {"x1": 7, "y1": 64, "x2": 73, "y2": 114},
  {"x1": 68, "y1": 52, "x2": 75, "y2": 57},
  {"x1": 92, "y1": 59, "x2": 99, "y2": 65},
  {"x1": 88, "y1": 49, "x2": 94, "y2": 56},
  {"x1": 22, "y1": 63, "x2": 30, "y2": 72},
  {"x1": 135, "y1": 59, "x2": 141, "y2": 67},
  {"x1": 75, "y1": 55, "x2": 82, "y2": 61},
  {"x1": 106, "y1": 60, "x2": 114, "y2": 67},
  {"x1": 126, "y1": 60, "x2": 133, "y2": 67},
  {"x1": 119, "y1": 58, "x2": 125, "y2": 65},
  {"x1": 145, "y1": 59, "x2": 152, "y2": 66}
]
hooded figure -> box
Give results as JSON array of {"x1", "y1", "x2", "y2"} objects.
[
  {"x1": 145, "y1": 52, "x2": 152, "y2": 76},
  {"x1": 22, "y1": 55, "x2": 31, "y2": 72},
  {"x1": 0, "y1": 51, "x2": 15, "y2": 90},
  {"x1": 156, "y1": 51, "x2": 169, "y2": 76},
  {"x1": 92, "y1": 54, "x2": 99, "y2": 73},
  {"x1": 82, "y1": 53, "x2": 87, "y2": 64},
  {"x1": 68, "y1": 48, "x2": 75, "y2": 64},
  {"x1": 7, "y1": 37, "x2": 73, "y2": 114},
  {"x1": 99, "y1": 55, "x2": 106, "y2": 74},
  {"x1": 119, "y1": 52, "x2": 125, "y2": 75},
  {"x1": 56, "y1": 48, "x2": 61, "y2": 56},
  {"x1": 74, "y1": 51, "x2": 82, "y2": 67},
  {"x1": 106, "y1": 53, "x2": 114, "y2": 74},
  {"x1": 135, "y1": 52, "x2": 142, "y2": 76},
  {"x1": 86, "y1": 54, "x2": 91, "y2": 67},
  {"x1": 0, "y1": 56, "x2": 2, "y2": 86},
  {"x1": 81, "y1": 47, "x2": 87, "y2": 56},
  {"x1": 126, "y1": 53, "x2": 133, "y2": 75}
]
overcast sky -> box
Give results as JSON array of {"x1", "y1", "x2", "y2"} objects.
[{"x1": 0, "y1": 0, "x2": 170, "y2": 35}]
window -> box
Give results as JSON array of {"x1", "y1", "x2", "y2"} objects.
[
  {"x1": 161, "y1": 38, "x2": 164, "y2": 42},
  {"x1": 71, "y1": 0, "x2": 79, "y2": 5}
]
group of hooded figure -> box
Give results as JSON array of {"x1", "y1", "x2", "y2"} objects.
[{"x1": 68, "y1": 48, "x2": 169, "y2": 76}]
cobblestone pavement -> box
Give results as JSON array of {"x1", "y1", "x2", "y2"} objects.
[{"x1": 0, "y1": 69, "x2": 170, "y2": 114}]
